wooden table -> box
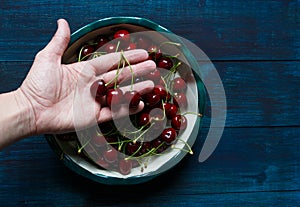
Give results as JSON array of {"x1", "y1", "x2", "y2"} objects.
[{"x1": 1, "y1": 0, "x2": 299, "y2": 206}]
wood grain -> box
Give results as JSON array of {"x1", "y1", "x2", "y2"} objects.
[
  {"x1": 0, "y1": 127, "x2": 299, "y2": 206},
  {"x1": 0, "y1": 0, "x2": 299, "y2": 61},
  {"x1": 1, "y1": 61, "x2": 299, "y2": 127}
]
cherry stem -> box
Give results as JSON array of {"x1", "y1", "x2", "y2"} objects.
[
  {"x1": 173, "y1": 138, "x2": 193, "y2": 155},
  {"x1": 159, "y1": 41, "x2": 181, "y2": 48},
  {"x1": 121, "y1": 51, "x2": 134, "y2": 91},
  {"x1": 181, "y1": 111, "x2": 203, "y2": 117}
]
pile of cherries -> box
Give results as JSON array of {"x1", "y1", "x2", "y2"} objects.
[{"x1": 57, "y1": 27, "x2": 195, "y2": 175}]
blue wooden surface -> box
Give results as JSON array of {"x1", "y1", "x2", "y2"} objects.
[{"x1": 0, "y1": 0, "x2": 300, "y2": 206}]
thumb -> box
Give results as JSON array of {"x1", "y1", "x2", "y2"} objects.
[{"x1": 43, "y1": 19, "x2": 71, "y2": 59}]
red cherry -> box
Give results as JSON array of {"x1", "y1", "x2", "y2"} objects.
[
  {"x1": 125, "y1": 42, "x2": 137, "y2": 51},
  {"x1": 148, "y1": 45, "x2": 162, "y2": 60},
  {"x1": 172, "y1": 77, "x2": 187, "y2": 92},
  {"x1": 161, "y1": 128, "x2": 177, "y2": 144},
  {"x1": 124, "y1": 90, "x2": 141, "y2": 108},
  {"x1": 105, "y1": 43, "x2": 117, "y2": 53},
  {"x1": 157, "y1": 57, "x2": 173, "y2": 70},
  {"x1": 90, "y1": 79, "x2": 108, "y2": 98},
  {"x1": 153, "y1": 84, "x2": 168, "y2": 99},
  {"x1": 103, "y1": 148, "x2": 118, "y2": 163},
  {"x1": 106, "y1": 88, "x2": 123, "y2": 107},
  {"x1": 119, "y1": 159, "x2": 132, "y2": 175},
  {"x1": 144, "y1": 69, "x2": 161, "y2": 84},
  {"x1": 151, "y1": 138, "x2": 166, "y2": 153},
  {"x1": 173, "y1": 92, "x2": 188, "y2": 110},
  {"x1": 126, "y1": 142, "x2": 141, "y2": 155},
  {"x1": 162, "y1": 102, "x2": 178, "y2": 119},
  {"x1": 136, "y1": 36, "x2": 152, "y2": 49},
  {"x1": 142, "y1": 92, "x2": 160, "y2": 107},
  {"x1": 139, "y1": 142, "x2": 152, "y2": 155},
  {"x1": 114, "y1": 29, "x2": 130, "y2": 42},
  {"x1": 96, "y1": 36, "x2": 109, "y2": 49},
  {"x1": 81, "y1": 45, "x2": 95, "y2": 59},
  {"x1": 138, "y1": 112, "x2": 150, "y2": 127},
  {"x1": 96, "y1": 155, "x2": 110, "y2": 169},
  {"x1": 171, "y1": 115, "x2": 187, "y2": 131},
  {"x1": 92, "y1": 134, "x2": 107, "y2": 148}
]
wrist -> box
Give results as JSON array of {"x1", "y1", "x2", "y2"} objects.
[{"x1": 13, "y1": 88, "x2": 37, "y2": 136}]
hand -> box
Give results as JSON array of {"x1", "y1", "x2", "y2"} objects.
[{"x1": 16, "y1": 19, "x2": 156, "y2": 135}]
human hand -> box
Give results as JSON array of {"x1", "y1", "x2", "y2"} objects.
[{"x1": 16, "y1": 19, "x2": 156, "y2": 135}]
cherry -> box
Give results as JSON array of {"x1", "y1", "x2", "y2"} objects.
[
  {"x1": 96, "y1": 36, "x2": 109, "y2": 49},
  {"x1": 173, "y1": 92, "x2": 188, "y2": 110},
  {"x1": 81, "y1": 45, "x2": 95, "y2": 59},
  {"x1": 172, "y1": 77, "x2": 187, "y2": 92},
  {"x1": 96, "y1": 155, "x2": 110, "y2": 169},
  {"x1": 161, "y1": 127, "x2": 177, "y2": 144},
  {"x1": 144, "y1": 69, "x2": 161, "y2": 83},
  {"x1": 90, "y1": 79, "x2": 108, "y2": 98},
  {"x1": 114, "y1": 29, "x2": 130, "y2": 42},
  {"x1": 126, "y1": 142, "x2": 141, "y2": 155},
  {"x1": 106, "y1": 88, "x2": 123, "y2": 107},
  {"x1": 136, "y1": 36, "x2": 151, "y2": 49},
  {"x1": 139, "y1": 142, "x2": 152, "y2": 155},
  {"x1": 157, "y1": 57, "x2": 173, "y2": 70},
  {"x1": 142, "y1": 92, "x2": 160, "y2": 107},
  {"x1": 92, "y1": 134, "x2": 107, "y2": 148},
  {"x1": 103, "y1": 148, "x2": 118, "y2": 163},
  {"x1": 124, "y1": 90, "x2": 141, "y2": 108},
  {"x1": 119, "y1": 159, "x2": 132, "y2": 175},
  {"x1": 153, "y1": 84, "x2": 168, "y2": 99},
  {"x1": 171, "y1": 115, "x2": 187, "y2": 131},
  {"x1": 151, "y1": 138, "x2": 166, "y2": 153},
  {"x1": 125, "y1": 42, "x2": 137, "y2": 51},
  {"x1": 105, "y1": 43, "x2": 117, "y2": 53},
  {"x1": 148, "y1": 45, "x2": 162, "y2": 60},
  {"x1": 138, "y1": 112, "x2": 150, "y2": 127},
  {"x1": 162, "y1": 102, "x2": 178, "y2": 119}
]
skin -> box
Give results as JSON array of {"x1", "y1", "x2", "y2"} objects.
[{"x1": 0, "y1": 19, "x2": 156, "y2": 150}]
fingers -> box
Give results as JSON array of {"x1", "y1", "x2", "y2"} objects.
[
  {"x1": 101, "y1": 60, "x2": 156, "y2": 87},
  {"x1": 95, "y1": 80, "x2": 154, "y2": 123},
  {"x1": 41, "y1": 19, "x2": 71, "y2": 59},
  {"x1": 98, "y1": 102, "x2": 145, "y2": 123},
  {"x1": 87, "y1": 49, "x2": 150, "y2": 75}
]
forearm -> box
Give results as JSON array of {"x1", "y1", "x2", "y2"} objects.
[{"x1": 0, "y1": 89, "x2": 35, "y2": 150}]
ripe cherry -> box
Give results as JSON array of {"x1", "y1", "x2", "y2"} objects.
[
  {"x1": 171, "y1": 115, "x2": 187, "y2": 131},
  {"x1": 148, "y1": 45, "x2": 162, "y2": 60},
  {"x1": 96, "y1": 155, "x2": 110, "y2": 169},
  {"x1": 173, "y1": 92, "x2": 188, "y2": 110},
  {"x1": 142, "y1": 92, "x2": 160, "y2": 107},
  {"x1": 172, "y1": 77, "x2": 187, "y2": 92},
  {"x1": 96, "y1": 36, "x2": 109, "y2": 49},
  {"x1": 151, "y1": 138, "x2": 166, "y2": 153},
  {"x1": 144, "y1": 69, "x2": 161, "y2": 84},
  {"x1": 81, "y1": 45, "x2": 95, "y2": 59},
  {"x1": 119, "y1": 159, "x2": 132, "y2": 175},
  {"x1": 105, "y1": 43, "x2": 117, "y2": 53},
  {"x1": 161, "y1": 127, "x2": 177, "y2": 145},
  {"x1": 125, "y1": 42, "x2": 137, "y2": 51},
  {"x1": 124, "y1": 90, "x2": 141, "y2": 108},
  {"x1": 92, "y1": 134, "x2": 107, "y2": 148},
  {"x1": 126, "y1": 142, "x2": 141, "y2": 155},
  {"x1": 138, "y1": 112, "x2": 150, "y2": 127},
  {"x1": 103, "y1": 148, "x2": 118, "y2": 163},
  {"x1": 106, "y1": 88, "x2": 123, "y2": 107},
  {"x1": 114, "y1": 29, "x2": 130, "y2": 42},
  {"x1": 136, "y1": 36, "x2": 151, "y2": 49},
  {"x1": 153, "y1": 84, "x2": 168, "y2": 99},
  {"x1": 90, "y1": 79, "x2": 108, "y2": 98},
  {"x1": 162, "y1": 102, "x2": 178, "y2": 119},
  {"x1": 157, "y1": 57, "x2": 173, "y2": 70}
]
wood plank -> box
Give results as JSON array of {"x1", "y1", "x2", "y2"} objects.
[
  {"x1": 0, "y1": 0, "x2": 299, "y2": 61},
  {"x1": 0, "y1": 127, "x2": 299, "y2": 205},
  {"x1": 1, "y1": 61, "x2": 299, "y2": 127}
]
